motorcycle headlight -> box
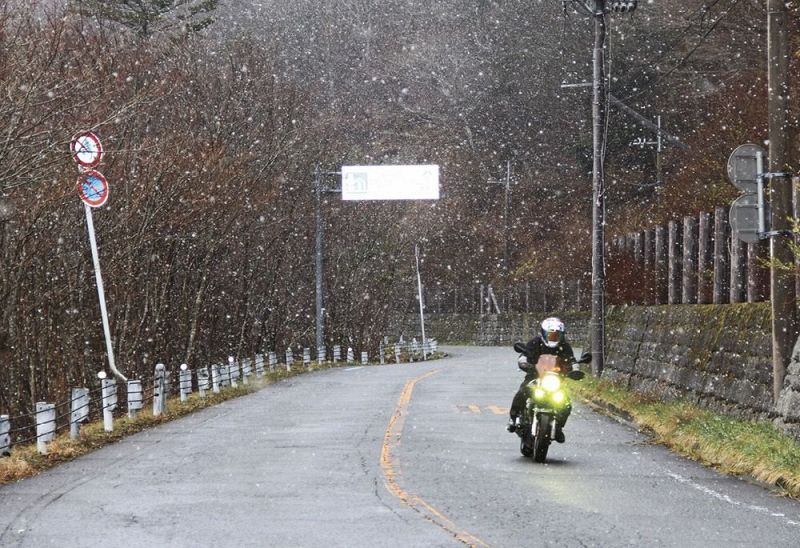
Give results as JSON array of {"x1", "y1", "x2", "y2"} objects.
[
  {"x1": 552, "y1": 390, "x2": 566, "y2": 404},
  {"x1": 533, "y1": 388, "x2": 545, "y2": 400},
  {"x1": 541, "y1": 373, "x2": 561, "y2": 392}
]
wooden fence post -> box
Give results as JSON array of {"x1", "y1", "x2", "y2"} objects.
[
  {"x1": 643, "y1": 229, "x2": 655, "y2": 304},
  {"x1": 731, "y1": 239, "x2": 747, "y2": 303},
  {"x1": 697, "y1": 212, "x2": 713, "y2": 304},
  {"x1": 682, "y1": 216, "x2": 698, "y2": 304},
  {"x1": 655, "y1": 225, "x2": 668, "y2": 304},
  {"x1": 668, "y1": 220, "x2": 683, "y2": 304},
  {"x1": 747, "y1": 241, "x2": 769, "y2": 302},
  {"x1": 714, "y1": 206, "x2": 731, "y2": 304}
]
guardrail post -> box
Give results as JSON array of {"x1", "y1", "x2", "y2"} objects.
[
  {"x1": 379, "y1": 342, "x2": 385, "y2": 365},
  {"x1": 361, "y1": 351, "x2": 368, "y2": 365},
  {"x1": 127, "y1": 380, "x2": 143, "y2": 417},
  {"x1": 197, "y1": 367, "x2": 210, "y2": 398},
  {"x1": 36, "y1": 402, "x2": 56, "y2": 455},
  {"x1": 101, "y1": 378, "x2": 117, "y2": 432},
  {"x1": 0, "y1": 415, "x2": 9, "y2": 456},
  {"x1": 285, "y1": 348, "x2": 293, "y2": 372},
  {"x1": 317, "y1": 345, "x2": 325, "y2": 366},
  {"x1": 179, "y1": 365, "x2": 192, "y2": 401},
  {"x1": 242, "y1": 358, "x2": 251, "y2": 384},
  {"x1": 70, "y1": 387, "x2": 89, "y2": 439},
  {"x1": 153, "y1": 364, "x2": 166, "y2": 416},
  {"x1": 255, "y1": 354, "x2": 264, "y2": 377},
  {"x1": 268, "y1": 351, "x2": 277, "y2": 371},
  {"x1": 346, "y1": 347, "x2": 354, "y2": 364},
  {"x1": 228, "y1": 356, "x2": 238, "y2": 388},
  {"x1": 303, "y1": 348, "x2": 311, "y2": 369},
  {"x1": 211, "y1": 364, "x2": 221, "y2": 393},
  {"x1": 394, "y1": 343, "x2": 401, "y2": 364},
  {"x1": 333, "y1": 345, "x2": 341, "y2": 363}
]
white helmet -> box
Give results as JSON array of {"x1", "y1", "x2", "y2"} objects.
[{"x1": 540, "y1": 317, "x2": 565, "y2": 348}]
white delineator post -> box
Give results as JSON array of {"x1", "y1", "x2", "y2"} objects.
[
  {"x1": 415, "y1": 245, "x2": 428, "y2": 360},
  {"x1": 197, "y1": 366, "x2": 210, "y2": 397}
]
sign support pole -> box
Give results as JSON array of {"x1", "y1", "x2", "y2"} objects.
[
  {"x1": 415, "y1": 245, "x2": 427, "y2": 360},
  {"x1": 84, "y1": 203, "x2": 126, "y2": 382}
]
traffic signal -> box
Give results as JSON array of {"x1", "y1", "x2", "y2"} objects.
[{"x1": 609, "y1": 0, "x2": 637, "y2": 12}]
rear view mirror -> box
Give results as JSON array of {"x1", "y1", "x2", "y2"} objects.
[
  {"x1": 567, "y1": 370, "x2": 586, "y2": 381},
  {"x1": 513, "y1": 342, "x2": 528, "y2": 355}
]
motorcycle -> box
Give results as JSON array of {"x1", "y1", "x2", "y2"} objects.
[{"x1": 512, "y1": 342, "x2": 590, "y2": 463}]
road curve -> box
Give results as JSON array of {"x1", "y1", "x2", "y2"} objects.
[{"x1": 1, "y1": 346, "x2": 799, "y2": 547}]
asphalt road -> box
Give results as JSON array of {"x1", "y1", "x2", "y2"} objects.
[{"x1": 1, "y1": 346, "x2": 799, "y2": 547}]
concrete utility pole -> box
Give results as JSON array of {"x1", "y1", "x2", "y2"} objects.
[
  {"x1": 314, "y1": 165, "x2": 325, "y2": 353},
  {"x1": 767, "y1": 0, "x2": 796, "y2": 403},
  {"x1": 590, "y1": 0, "x2": 607, "y2": 377}
]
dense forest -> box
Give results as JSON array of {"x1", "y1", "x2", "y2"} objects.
[{"x1": 0, "y1": 0, "x2": 798, "y2": 415}]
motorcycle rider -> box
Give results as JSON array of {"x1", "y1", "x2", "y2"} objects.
[{"x1": 507, "y1": 317, "x2": 575, "y2": 443}]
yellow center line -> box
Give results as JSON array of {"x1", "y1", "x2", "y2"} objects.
[{"x1": 380, "y1": 370, "x2": 490, "y2": 548}]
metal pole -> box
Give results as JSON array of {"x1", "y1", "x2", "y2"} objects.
[
  {"x1": 415, "y1": 245, "x2": 428, "y2": 360},
  {"x1": 504, "y1": 160, "x2": 511, "y2": 281},
  {"x1": 314, "y1": 165, "x2": 324, "y2": 352},
  {"x1": 590, "y1": 0, "x2": 607, "y2": 377},
  {"x1": 767, "y1": 0, "x2": 796, "y2": 404},
  {"x1": 656, "y1": 115, "x2": 663, "y2": 186},
  {"x1": 84, "y1": 203, "x2": 126, "y2": 382}
]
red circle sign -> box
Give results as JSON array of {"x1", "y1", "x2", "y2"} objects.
[
  {"x1": 76, "y1": 170, "x2": 109, "y2": 208},
  {"x1": 70, "y1": 131, "x2": 103, "y2": 169}
]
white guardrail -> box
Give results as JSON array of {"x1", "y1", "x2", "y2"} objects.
[{"x1": 0, "y1": 337, "x2": 438, "y2": 457}]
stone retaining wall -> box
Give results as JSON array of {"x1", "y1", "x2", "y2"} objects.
[{"x1": 604, "y1": 304, "x2": 774, "y2": 416}]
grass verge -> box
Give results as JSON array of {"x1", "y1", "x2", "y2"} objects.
[
  {"x1": 569, "y1": 376, "x2": 800, "y2": 498},
  {"x1": 0, "y1": 354, "x2": 446, "y2": 486}
]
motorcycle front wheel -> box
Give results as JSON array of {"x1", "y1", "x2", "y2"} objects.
[
  {"x1": 519, "y1": 424, "x2": 533, "y2": 457},
  {"x1": 533, "y1": 413, "x2": 551, "y2": 463}
]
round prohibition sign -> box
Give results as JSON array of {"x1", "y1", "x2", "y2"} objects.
[
  {"x1": 76, "y1": 170, "x2": 110, "y2": 208},
  {"x1": 70, "y1": 131, "x2": 103, "y2": 169}
]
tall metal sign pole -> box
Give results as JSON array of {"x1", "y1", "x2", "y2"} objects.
[
  {"x1": 590, "y1": 0, "x2": 607, "y2": 377},
  {"x1": 70, "y1": 132, "x2": 127, "y2": 382},
  {"x1": 415, "y1": 244, "x2": 428, "y2": 360},
  {"x1": 767, "y1": 0, "x2": 796, "y2": 403}
]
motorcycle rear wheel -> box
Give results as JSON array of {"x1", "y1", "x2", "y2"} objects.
[{"x1": 533, "y1": 414, "x2": 551, "y2": 463}]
